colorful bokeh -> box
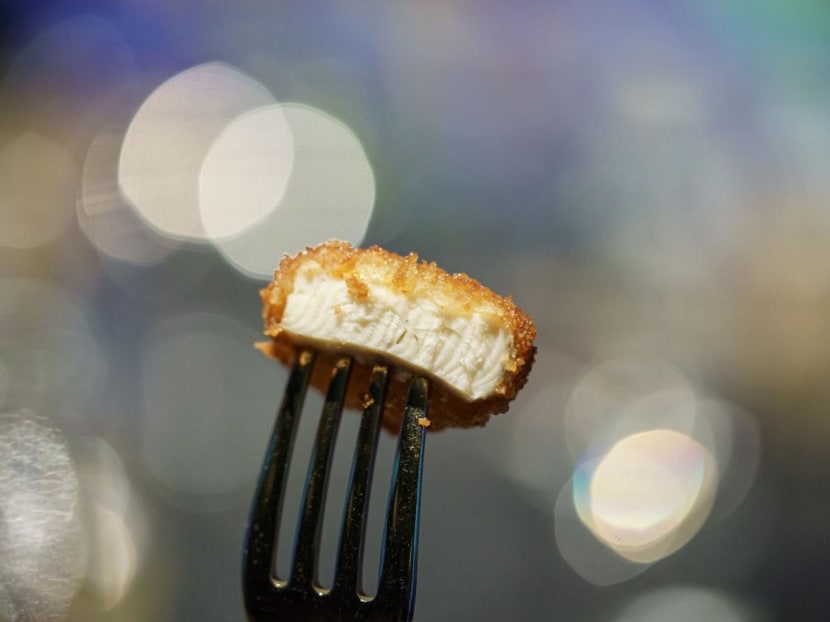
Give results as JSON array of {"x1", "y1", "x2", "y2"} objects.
[{"x1": 1, "y1": 1, "x2": 828, "y2": 619}]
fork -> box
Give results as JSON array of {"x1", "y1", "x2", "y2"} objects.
[{"x1": 243, "y1": 348, "x2": 428, "y2": 622}]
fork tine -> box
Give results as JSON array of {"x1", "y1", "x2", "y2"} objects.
[
  {"x1": 331, "y1": 365, "x2": 388, "y2": 599},
  {"x1": 245, "y1": 357, "x2": 429, "y2": 621},
  {"x1": 289, "y1": 356, "x2": 352, "y2": 590},
  {"x1": 243, "y1": 349, "x2": 314, "y2": 604},
  {"x1": 376, "y1": 376, "x2": 428, "y2": 620}
]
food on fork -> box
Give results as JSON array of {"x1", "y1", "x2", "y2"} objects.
[{"x1": 257, "y1": 240, "x2": 536, "y2": 430}]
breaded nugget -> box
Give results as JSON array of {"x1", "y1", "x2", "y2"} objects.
[{"x1": 258, "y1": 241, "x2": 535, "y2": 430}]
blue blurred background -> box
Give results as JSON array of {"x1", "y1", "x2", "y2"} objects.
[{"x1": 1, "y1": 1, "x2": 829, "y2": 620}]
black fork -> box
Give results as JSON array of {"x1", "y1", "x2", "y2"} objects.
[{"x1": 243, "y1": 349, "x2": 428, "y2": 621}]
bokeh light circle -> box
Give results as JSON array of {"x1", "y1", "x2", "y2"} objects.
[
  {"x1": 556, "y1": 351, "x2": 762, "y2": 582},
  {"x1": 0, "y1": 411, "x2": 86, "y2": 620},
  {"x1": 0, "y1": 133, "x2": 76, "y2": 249},
  {"x1": 574, "y1": 429, "x2": 717, "y2": 564},
  {"x1": 614, "y1": 586, "x2": 764, "y2": 622},
  {"x1": 556, "y1": 429, "x2": 718, "y2": 585},
  {"x1": 76, "y1": 437, "x2": 145, "y2": 610},
  {"x1": 211, "y1": 103, "x2": 376, "y2": 278},
  {"x1": 78, "y1": 126, "x2": 180, "y2": 265},
  {"x1": 199, "y1": 105, "x2": 295, "y2": 240},
  {"x1": 119, "y1": 62, "x2": 277, "y2": 241}
]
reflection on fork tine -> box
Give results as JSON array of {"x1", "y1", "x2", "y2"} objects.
[{"x1": 243, "y1": 348, "x2": 428, "y2": 622}]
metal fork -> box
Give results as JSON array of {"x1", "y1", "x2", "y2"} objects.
[{"x1": 243, "y1": 349, "x2": 428, "y2": 622}]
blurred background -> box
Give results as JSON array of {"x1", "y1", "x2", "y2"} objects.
[{"x1": 1, "y1": 1, "x2": 829, "y2": 620}]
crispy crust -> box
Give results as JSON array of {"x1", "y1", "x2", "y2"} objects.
[{"x1": 258, "y1": 240, "x2": 536, "y2": 431}]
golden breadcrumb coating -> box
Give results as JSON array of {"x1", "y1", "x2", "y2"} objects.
[{"x1": 258, "y1": 240, "x2": 536, "y2": 431}]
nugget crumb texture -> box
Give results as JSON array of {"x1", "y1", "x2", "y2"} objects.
[{"x1": 258, "y1": 240, "x2": 536, "y2": 430}]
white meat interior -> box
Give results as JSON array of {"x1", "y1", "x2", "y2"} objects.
[{"x1": 281, "y1": 262, "x2": 512, "y2": 400}]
